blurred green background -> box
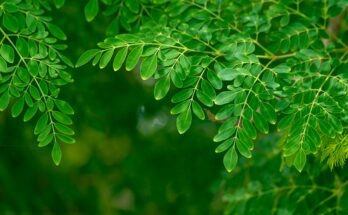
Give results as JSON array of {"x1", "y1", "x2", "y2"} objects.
[{"x1": 0, "y1": 2, "x2": 225, "y2": 214}]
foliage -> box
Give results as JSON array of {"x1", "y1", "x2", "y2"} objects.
[
  {"x1": 0, "y1": 0, "x2": 75, "y2": 165},
  {"x1": 77, "y1": 0, "x2": 348, "y2": 173},
  {"x1": 320, "y1": 130, "x2": 348, "y2": 169},
  {"x1": 218, "y1": 134, "x2": 348, "y2": 215},
  {"x1": 0, "y1": 0, "x2": 348, "y2": 172},
  {"x1": 0, "y1": 0, "x2": 347, "y2": 214}
]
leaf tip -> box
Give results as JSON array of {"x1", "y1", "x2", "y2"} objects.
[
  {"x1": 178, "y1": 129, "x2": 186, "y2": 135},
  {"x1": 226, "y1": 168, "x2": 233, "y2": 173},
  {"x1": 154, "y1": 96, "x2": 162, "y2": 101},
  {"x1": 140, "y1": 75, "x2": 149, "y2": 81}
]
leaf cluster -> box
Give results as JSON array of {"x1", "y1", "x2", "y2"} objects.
[
  {"x1": 78, "y1": 0, "x2": 348, "y2": 172},
  {"x1": 1, "y1": 0, "x2": 347, "y2": 171},
  {"x1": 220, "y1": 135, "x2": 348, "y2": 215},
  {"x1": 0, "y1": 0, "x2": 74, "y2": 165}
]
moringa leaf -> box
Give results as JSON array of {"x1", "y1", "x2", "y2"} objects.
[
  {"x1": 176, "y1": 108, "x2": 192, "y2": 134},
  {"x1": 85, "y1": 0, "x2": 99, "y2": 22},
  {"x1": 140, "y1": 54, "x2": 157, "y2": 80}
]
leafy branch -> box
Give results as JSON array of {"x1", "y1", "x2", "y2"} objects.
[
  {"x1": 0, "y1": 0, "x2": 74, "y2": 165},
  {"x1": 78, "y1": 0, "x2": 348, "y2": 172}
]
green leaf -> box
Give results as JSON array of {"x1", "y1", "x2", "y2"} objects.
[
  {"x1": 196, "y1": 90, "x2": 214, "y2": 107},
  {"x1": 215, "y1": 91, "x2": 239, "y2": 105},
  {"x1": 171, "y1": 71, "x2": 183, "y2": 88},
  {"x1": 28, "y1": 40, "x2": 37, "y2": 57},
  {"x1": 239, "y1": 132, "x2": 254, "y2": 150},
  {"x1": 215, "y1": 139, "x2": 233, "y2": 153},
  {"x1": 176, "y1": 108, "x2": 192, "y2": 134},
  {"x1": 218, "y1": 118, "x2": 237, "y2": 132},
  {"x1": 24, "y1": 94, "x2": 33, "y2": 107},
  {"x1": 24, "y1": 104, "x2": 38, "y2": 122},
  {"x1": 54, "y1": 0, "x2": 65, "y2": 8},
  {"x1": 294, "y1": 149, "x2": 306, "y2": 172},
  {"x1": 92, "y1": 52, "x2": 102, "y2": 66},
  {"x1": 46, "y1": 23, "x2": 67, "y2": 40},
  {"x1": 17, "y1": 67, "x2": 29, "y2": 83},
  {"x1": 242, "y1": 119, "x2": 256, "y2": 140},
  {"x1": 170, "y1": 101, "x2": 190, "y2": 115},
  {"x1": 217, "y1": 68, "x2": 240, "y2": 81},
  {"x1": 171, "y1": 89, "x2": 193, "y2": 103},
  {"x1": 126, "y1": 45, "x2": 143, "y2": 71},
  {"x1": 179, "y1": 55, "x2": 190, "y2": 70},
  {"x1": 125, "y1": 0, "x2": 140, "y2": 13},
  {"x1": 52, "y1": 111, "x2": 72, "y2": 125},
  {"x1": 38, "y1": 100, "x2": 46, "y2": 112},
  {"x1": 10, "y1": 87, "x2": 20, "y2": 98},
  {"x1": 0, "y1": 92, "x2": 10, "y2": 111},
  {"x1": 283, "y1": 138, "x2": 301, "y2": 157},
  {"x1": 319, "y1": 120, "x2": 335, "y2": 137},
  {"x1": 140, "y1": 54, "x2": 158, "y2": 80},
  {"x1": 57, "y1": 134, "x2": 75, "y2": 144},
  {"x1": 76, "y1": 49, "x2": 100, "y2": 67},
  {"x1": 99, "y1": 49, "x2": 114, "y2": 69},
  {"x1": 223, "y1": 146, "x2": 238, "y2": 172},
  {"x1": 51, "y1": 142, "x2": 62, "y2": 166},
  {"x1": 11, "y1": 98, "x2": 24, "y2": 117},
  {"x1": 59, "y1": 54, "x2": 74, "y2": 68},
  {"x1": 0, "y1": 44, "x2": 15, "y2": 63},
  {"x1": 192, "y1": 101, "x2": 205, "y2": 120},
  {"x1": 273, "y1": 64, "x2": 291, "y2": 74},
  {"x1": 16, "y1": 38, "x2": 29, "y2": 57},
  {"x1": 28, "y1": 61, "x2": 39, "y2": 76},
  {"x1": 328, "y1": 115, "x2": 343, "y2": 134},
  {"x1": 37, "y1": 123, "x2": 50, "y2": 139},
  {"x1": 39, "y1": 134, "x2": 53, "y2": 147},
  {"x1": 207, "y1": 69, "x2": 222, "y2": 89},
  {"x1": 215, "y1": 104, "x2": 234, "y2": 120},
  {"x1": 275, "y1": 99, "x2": 290, "y2": 112},
  {"x1": 0, "y1": 57, "x2": 7, "y2": 72},
  {"x1": 55, "y1": 123, "x2": 74, "y2": 135},
  {"x1": 154, "y1": 76, "x2": 170, "y2": 100},
  {"x1": 3, "y1": 13, "x2": 18, "y2": 32},
  {"x1": 55, "y1": 100, "x2": 74, "y2": 115},
  {"x1": 214, "y1": 128, "x2": 235, "y2": 142},
  {"x1": 253, "y1": 111, "x2": 269, "y2": 134},
  {"x1": 85, "y1": 0, "x2": 99, "y2": 22},
  {"x1": 280, "y1": 15, "x2": 290, "y2": 26},
  {"x1": 201, "y1": 80, "x2": 216, "y2": 99},
  {"x1": 236, "y1": 140, "x2": 252, "y2": 158},
  {"x1": 113, "y1": 47, "x2": 128, "y2": 72},
  {"x1": 260, "y1": 103, "x2": 276, "y2": 124},
  {"x1": 29, "y1": 85, "x2": 40, "y2": 100},
  {"x1": 34, "y1": 113, "x2": 49, "y2": 135},
  {"x1": 278, "y1": 115, "x2": 293, "y2": 131}
]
